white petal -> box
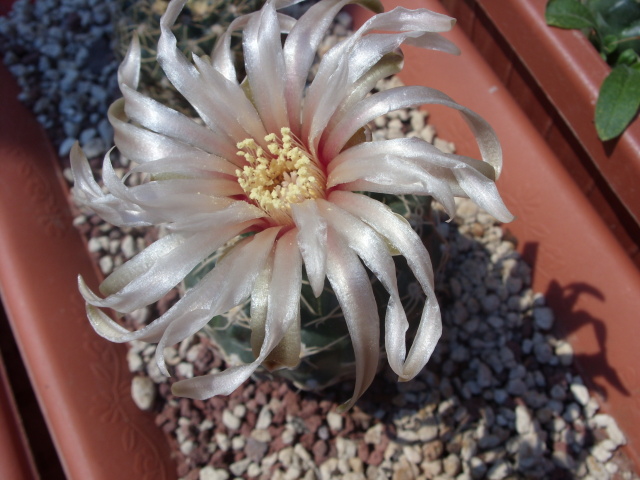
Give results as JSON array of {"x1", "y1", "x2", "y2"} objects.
[
  {"x1": 249, "y1": 252, "x2": 273, "y2": 349},
  {"x1": 325, "y1": 228, "x2": 379, "y2": 411},
  {"x1": 80, "y1": 215, "x2": 257, "y2": 313},
  {"x1": 84, "y1": 227, "x2": 280, "y2": 345},
  {"x1": 101, "y1": 154, "x2": 255, "y2": 224},
  {"x1": 283, "y1": 0, "x2": 382, "y2": 132},
  {"x1": 121, "y1": 84, "x2": 239, "y2": 157},
  {"x1": 330, "y1": 191, "x2": 442, "y2": 379},
  {"x1": 330, "y1": 138, "x2": 513, "y2": 222},
  {"x1": 98, "y1": 233, "x2": 185, "y2": 296},
  {"x1": 96, "y1": 154, "x2": 246, "y2": 225},
  {"x1": 347, "y1": 31, "x2": 458, "y2": 86},
  {"x1": 304, "y1": 7, "x2": 456, "y2": 149},
  {"x1": 71, "y1": 142, "x2": 106, "y2": 199},
  {"x1": 172, "y1": 228, "x2": 302, "y2": 399},
  {"x1": 192, "y1": 55, "x2": 267, "y2": 142},
  {"x1": 157, "y1": 0, "x2": 248, "y2": 151},
  {"x1": 291, "y1": 200, "x2": 327, "y2": 297},
  {"x1": 324, "y1": 52, "x2": 403, "y2": 136},
  {"x1": 322, "y1": 86, "x2": 502, "y2": 176},
  {"x1": 211, "y1": 14, "x2": 251, "y2": 81},
  {"x1": 118, "y1": 33, "x2": 140, "y2": 90},
  {"x1": 154, "y1": 228, "x2": 283, "y2": 374},
  {"x1": 327, "y1": 147, "x2": 457, "y2": 217},
  {"x1": 319, "y1": 200, "x2": 411, "y2": 376},
  {"x1": 109, "y1": 98, "x2": 238, "y2": 164},
  {"x1": 211, "y1": 9, "x2": 296, "y2": 81},
  {"x1": 166, "y1": 204, "x2": 265, "y2": 233},
  {"x1": 243, "y1": 2, "x2": 288, "y2": 133},
  {"x1": 128, "y1": 152, "x2": 238, "y2": 177},
  {"x1": 71, "y1": 145, "x2": 154, "y2": 227}
]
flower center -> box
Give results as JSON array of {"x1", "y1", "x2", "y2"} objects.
[{"x1": 235, "y1": 127, "x2": 325, "y2": 224}]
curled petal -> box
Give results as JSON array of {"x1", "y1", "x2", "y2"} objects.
[
  {"x1": 80, "y1": 210, "x2": 261, "y2": 313},
  {"x1": 154, "y1": 228, "x2": 283, "y2": 374},
  {"x1": 84, "y1": 228, "x2": 280, "y2": 346},
  {"x1": 158, "y1": 0, "x2": 248, "y2": 153},
  {"x1": 322, "y1": 85, "x2": 501, "y2": 171},
  {"x1": 325, "y1": 51, "x2": 404, "y2": 136},
  {"x1": 173, "y1": 229, "x2": 302, "y2": 399},
  {"x1": 329, "y1": 191, "x2": 442, "y2": 380},
  {"x1": 328, "y1": 148, "x2": 457, "y2": 217},
  {"x1": 71, "y1": 145, "x2": 153, "y2": 227},
  {"x1": 325, "y1": 228, "x2": 379, "y2": 411},
  {"x1": 304, "y1": 7, "x2": 456, "y2": 147},
  {"x1": 319, "y1": 200, "x2": 413, "y2": 379},
  {"x1": 211, "y1": 8, "x2": 296, "y2": 81},
  {"x1": 330, "y1": 138, "x2": 513, "y2": 222}
]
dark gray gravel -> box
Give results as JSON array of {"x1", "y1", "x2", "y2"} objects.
[{"x1": 3, "y1": 1, "x2": 639, "y2": 479}]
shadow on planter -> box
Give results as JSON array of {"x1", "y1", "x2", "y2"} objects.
[
  {"x1": 352, "y1": 0, "x2": 640, "y2": 472},
  {"x1": 442, "y1": 0, "x2": 640, "y2": 268}
]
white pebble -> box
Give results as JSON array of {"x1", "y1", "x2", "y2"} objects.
[
  {"x1": 176, "y1": 362, "x2": 193, "y2": 379},
  {"x1": 327, "y1": 411, "x2": 343, "y2": 432},
  {"x1": 256, "y1": 406, "x2": 272, "y2": 430},
  {"x1": 569, "y1": 382, "x2": 590, "y2": 406},
  {"x1": 179, "y1": 440, "x2": 194, "y2": 455},
  {"x1": 592, "y1": 414, "x2": 626, "y2": 447},
  {"x1": 233, "y1": 404, "x2": 247, "y2": 419},
  {"x1": 515, "y1": 405, "x2": 533, "y2": 435},
  {"x1": 222, "y1": 410, "x2": 241, "y2": 430},
  {"x1": 130, "y1": 376, "x2": 155, "y2": 411},
  {"x1": 229, "y1": 458, "x2": 251, "y2": 476},
  {"x1": 121, "y1": 235, "x2": 136, "y2": 258},
  {"x1": 554, "y1": 340, "x2": 574, "y2": 366},
  {"x1": 98, "y1": 255, "x2": 113, "y2": 274},
  {"x1": 199, "y1": 466, "x2": 229, "y2": 480},
  {"x1": 231, "y1": 435, "x2": 245, "y2": 450}
]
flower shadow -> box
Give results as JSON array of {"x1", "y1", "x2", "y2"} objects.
[{"x1": 521, "y1": 241, "x2": 630, "y2": 398}]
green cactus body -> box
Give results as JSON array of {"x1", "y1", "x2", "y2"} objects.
[{"x1": 183, "y1": 193, "x2": 444, "y2": 391}]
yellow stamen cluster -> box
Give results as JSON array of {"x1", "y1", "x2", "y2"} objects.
[{"x1": 235, "y1": 127, "x2": 325, "y2": 224}]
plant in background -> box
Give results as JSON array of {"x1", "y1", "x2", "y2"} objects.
[
  {"x1": 72, "y1": 0, "x2": 513, "y2": 409},
  {"x1": 546, "y1": 0, "x2": 640, "y2": 141}
]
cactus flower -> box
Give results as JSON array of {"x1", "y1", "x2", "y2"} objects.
[{"x1": 72, "y1": 0, "x2": 512, "y2": 409}]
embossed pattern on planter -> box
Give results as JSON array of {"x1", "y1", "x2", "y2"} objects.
[{"x1": 0, "y1": 60, "x2": 176, "y2": 480}]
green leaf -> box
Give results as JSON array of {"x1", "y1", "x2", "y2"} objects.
[
  {"x1": 595, "y1": 64, "x2": 640, "y2": 140},
  {"x1": 586, "y1": 0, "x2": 640, "y2": 31},
  {"x1": 546, "y1": 0, "x2": 597, "y2": 29},
  {"x1": 617, "y1": 48, "x2": 640, "y2": 66},
  {"x1": 601, "y1": 34, "x2": 621, "y2": 56}
]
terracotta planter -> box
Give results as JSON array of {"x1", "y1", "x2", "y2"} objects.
[
  {"x1": 0, "y1": 353, "x2": 39, "y2": 480},
  {"x1": 2, "y1": 0, "x2": 639, "y2": 475},
  {"x1": 0, "y1": 60, "x2": 177, "y2": 478},
  {"x1": 353, "y1": 0, "x2": 640, "y2": 471},
  {"x1": 441, "y1": 0, "x2": 640, "y2": 268}
]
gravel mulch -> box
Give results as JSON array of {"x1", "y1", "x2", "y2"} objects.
[{"x1": 2, "y1": 1, "x2": 639, "y2": 479}]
